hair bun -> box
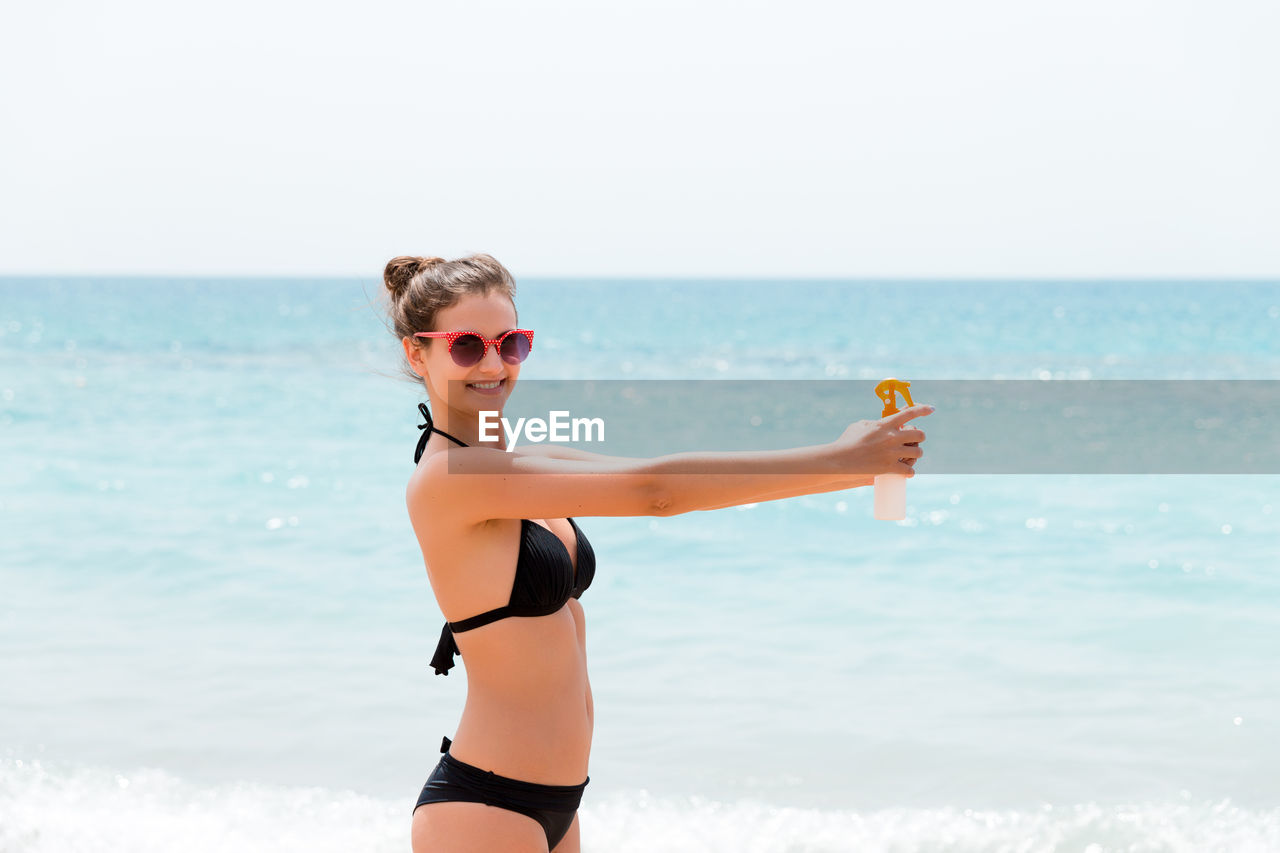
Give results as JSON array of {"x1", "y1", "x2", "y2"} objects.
[{"x1": 384, "y1": 255, "x2": 446, "y2": 299}]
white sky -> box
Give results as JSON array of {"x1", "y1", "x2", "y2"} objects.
[{"x1": 2, "y1": 0, "x2": 1278, "y2": 278}]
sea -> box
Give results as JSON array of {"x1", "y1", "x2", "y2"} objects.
[{"x1": 1, "y1": 277, "x2": 1277, "y2": 852}]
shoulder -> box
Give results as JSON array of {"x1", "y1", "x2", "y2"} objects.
[
  {"x1": 405, "y1": 451, "x2": 465, "y2": 530},
  {"x1": 406, "y1": 445, "x2": 513, "y2": 528},
  {"x1": 405, "y1": 454, "x2": 500, "y2": 556}
]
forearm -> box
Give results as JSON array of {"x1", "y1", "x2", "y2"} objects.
[
  {"x1": 691, "y1": 475, "x2": 875, "y2": 512},
  {"x1": 637, "y1": 444, "x2": 847, "y2": 515}
]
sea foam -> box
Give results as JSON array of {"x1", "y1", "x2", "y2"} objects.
[{"x1": 2, "y1": 758, "x2": 1278, "y2": 853}]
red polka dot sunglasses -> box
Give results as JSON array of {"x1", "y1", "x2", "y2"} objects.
[{"x1": 413, "y1": 329, "x2": 534, "y2": 367}]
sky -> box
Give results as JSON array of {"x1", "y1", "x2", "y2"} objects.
[{"x1": 1, "y1": 0, "x2": 1278, "y2": 278}]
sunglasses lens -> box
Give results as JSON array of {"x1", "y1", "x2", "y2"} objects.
[
  {"x1": 449, "y1": 334, "x2": 486, "y2": 366},
  {"x1": 499, "y1": 332, "x2": 531, "y2": 364}
]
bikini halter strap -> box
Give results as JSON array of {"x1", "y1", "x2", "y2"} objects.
[{"x1": 415, "y1": 402, "x2": 470, "y2": 463}]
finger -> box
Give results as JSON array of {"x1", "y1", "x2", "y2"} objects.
[{"x1": 887, "y1": 404, "x2": 934, "y2": 427}]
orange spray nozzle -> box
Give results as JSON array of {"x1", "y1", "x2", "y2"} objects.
[{"x1": 875, "y1": 378, "x2": 915, "y2": 417}]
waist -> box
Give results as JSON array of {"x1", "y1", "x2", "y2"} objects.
[{"x1": 452, "y1": 690, "x2": 593, "y2": 783}]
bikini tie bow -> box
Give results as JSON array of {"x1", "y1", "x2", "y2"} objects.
[
  {"x1": 414, "y1": 402, "x2": 433, "y2": 464},
  {"x1": 430, "y1": 621, "x2": 461, "y2": 676}
]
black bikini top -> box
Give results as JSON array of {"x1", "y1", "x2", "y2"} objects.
[{"x1": 415, "y1": 404, "x2": 597, "y2": 676}]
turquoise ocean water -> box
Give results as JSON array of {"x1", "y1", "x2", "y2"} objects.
[{"x1": 1, "y1": 278, "x2": 1278, "y2": 852}]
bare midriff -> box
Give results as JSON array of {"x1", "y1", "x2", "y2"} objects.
[{"x1": 447, "y1": 596, "x2": 593, "y2": 785}]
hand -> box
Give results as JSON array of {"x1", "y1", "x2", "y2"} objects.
[{"x1": 830, "y1": 404, "x2": 933, "y2": 478}]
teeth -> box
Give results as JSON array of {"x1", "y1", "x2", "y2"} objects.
[{"x1": 469, "y1": 380, "x2": 503, "y2": 389}]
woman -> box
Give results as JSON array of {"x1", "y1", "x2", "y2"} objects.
[{"x1": 385, "y1": 254, "x2": 932, "y2": 853}]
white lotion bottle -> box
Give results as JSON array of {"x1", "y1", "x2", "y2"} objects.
[{"x1": 873, "y1": 471, "x2": 907, "y2": 520}]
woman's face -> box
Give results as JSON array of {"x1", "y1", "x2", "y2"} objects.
[{"x1": 405, "y1": 290, "x2": 522, "y2": 411}]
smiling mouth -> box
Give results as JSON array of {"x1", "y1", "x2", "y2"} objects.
[{"x1": 467, "y1": 379, "x2": 506, "y2": 390}]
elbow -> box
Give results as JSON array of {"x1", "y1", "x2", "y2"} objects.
[
  {"x1": 651, "y1": 493, "x2": 679, "y2": 517},
  {"x1": 646, "y1": 481, "x2": 681, "y2": 517}
]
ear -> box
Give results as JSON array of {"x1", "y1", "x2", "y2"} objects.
[{"x1": 403, "y1": 336, "x2": 427, "y2": 378}]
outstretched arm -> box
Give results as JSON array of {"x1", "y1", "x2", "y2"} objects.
[
  {"x1": 514, "y1": 442, "x2": 872, "y2": 513},
  {"x1": 690, "y1": 475, "x2": 875, "y2": 512},
  {"x1": 423, "y1": 406, "x2": 930, "y2": 523},
  {"x1": 517, "y1": 443, "x2": 869, "y2": 510}
]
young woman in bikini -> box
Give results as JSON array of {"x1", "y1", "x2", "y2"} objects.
[{"x1": 384, "y1": 253, "x2": 931, "y2": 853}]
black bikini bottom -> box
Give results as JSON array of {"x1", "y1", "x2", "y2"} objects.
[{"x1": 413, "y1": 735, "x2": 590, "y2": 850}]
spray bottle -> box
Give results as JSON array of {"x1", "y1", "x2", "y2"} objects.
[{"x1": 873, "y1": 378, "x2": 920, "y2": 521}]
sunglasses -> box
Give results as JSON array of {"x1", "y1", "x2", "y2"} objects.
[{"x1": 414, "y1": 329, "x2": 534, "y2": 367}]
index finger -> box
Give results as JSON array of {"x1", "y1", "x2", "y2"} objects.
[{"x1": 886, "y1": 404, "x2": 935, "y2": 427}]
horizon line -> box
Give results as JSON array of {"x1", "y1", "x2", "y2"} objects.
[{"x1": 2, "y1": 273, "x2": 1278, "y2": 283}]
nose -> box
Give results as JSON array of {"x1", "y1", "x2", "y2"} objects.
[{"x1": 478, "y1": 344, "x2": 506, "y2": 373}]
